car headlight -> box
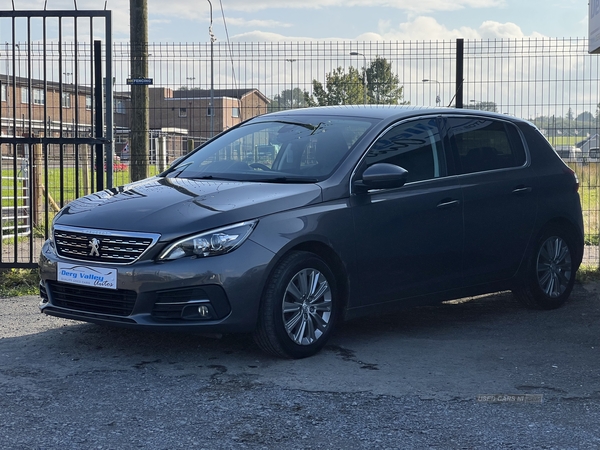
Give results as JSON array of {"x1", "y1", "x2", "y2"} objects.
[{"x1": 158, "y1": 220, "x2": 258, "y2": 261}]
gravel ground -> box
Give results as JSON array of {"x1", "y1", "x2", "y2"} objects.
[{"x1": 1, "y1": 282, "x2": 600, "y2": 449}]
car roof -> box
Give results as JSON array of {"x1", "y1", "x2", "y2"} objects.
[{"x1": 260, "y1": 105, "x2": 526, "y2": 124}]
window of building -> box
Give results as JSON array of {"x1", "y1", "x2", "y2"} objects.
[
  {"x1": 207, "y1": 107, "x2": 213, "y2": 116},
  {"x1": 62, "y1": 92, "x2": 71, "y2": 108},
  {"x1": 179, "y1": 107, "x2": 187, "y2": 118},
  {"x1": 1, "y1": 84, "x2": 6, "y2": 102},
  {"x1": 115, "y1": 100, "x2": 125, "y2": 114},
  {"x1": 86, "y1": 95, "x2": 92, "y2": 110},
  {"x1": 33, "y1": 88, "x2": 45, "y2": 105},
  {"x1": 232, "y1": 107, "x2": 240, "y2": 118},
  {"x1": 21, "y1": 87, "x2": 29, "y2": 104}
]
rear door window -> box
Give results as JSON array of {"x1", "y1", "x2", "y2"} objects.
[{"x1": 448, "y1": 117, "x2": 526, "y2": 174}]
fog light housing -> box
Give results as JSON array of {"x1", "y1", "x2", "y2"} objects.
[{"x1": 181, "y1": 302, "x2": 216, "y2": 320}]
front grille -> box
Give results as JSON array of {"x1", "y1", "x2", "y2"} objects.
[
  {"x1": 48, "y1": 281, "x2": 137, "y2": 317},
  {"x1": 54, "y1": 225, "x2": 160, "y2": 264}
]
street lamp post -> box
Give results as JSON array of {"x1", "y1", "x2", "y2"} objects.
[
  {"x1": 286, "y1": 58, "x2": 296, "y2": 108},
  {"x1": 422, "y1": 79, "x2": 441, "y2": 106},
  {"x1": 207, "y1": 0, "x2": 215, "y2": 138},
  {"x1": 350, "y1": 51, "x2": 367, "y2": 105}
]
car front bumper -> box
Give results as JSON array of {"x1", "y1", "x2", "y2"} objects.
[{"x1": 38, "y1": 238, "x2": 276, "y2": 334}]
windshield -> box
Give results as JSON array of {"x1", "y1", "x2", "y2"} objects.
[{"x1": 165, "y1": 115, "x2": 376, "y2": 182}]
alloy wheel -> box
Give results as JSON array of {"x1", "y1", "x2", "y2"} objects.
[{"x1": 282, "y1": 268, "x2": 332, "y2": 345}]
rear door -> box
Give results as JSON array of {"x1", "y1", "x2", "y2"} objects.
[{"x1": 447, "y1": 116, "x2": 538, "y2": 285}]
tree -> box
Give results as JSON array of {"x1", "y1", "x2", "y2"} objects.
[
  {"x1": 268, "y1": 88, "x2": 315, "y2": 112},
  {"x1": 365, "y1": 57, "x2": 407, "y2": 105},
  {"x1": 312, "y1": 66, "x2": 365, "y2": 106},
  {"x1": 311, "y1": 57, "x2": 407, "y2": 106},
  {"x1": 566, "y1": 107, "x2": 574, "y2": 121}
]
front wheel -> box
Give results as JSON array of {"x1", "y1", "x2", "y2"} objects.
[
  {"x1": 513, "y1": 227, "x2": 577, "y2": 309},
  {"x1": 253, "y1": 251, "x2": 340, "y2": 358}
]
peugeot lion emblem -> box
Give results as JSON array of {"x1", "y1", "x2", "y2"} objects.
[{"x1": 89, "y1": 238, "x2": 101, "y2": 257}]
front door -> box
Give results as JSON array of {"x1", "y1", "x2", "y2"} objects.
[{"x1": 351, "y1": 117, "x2": 464, "y2": 305}]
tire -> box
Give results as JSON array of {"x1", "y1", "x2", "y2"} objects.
[
  {"x1": 253, "y1": 251, "x2": 339, "y2": 359},
  {"x1": 513, "y1": 227, "x2": 577, "y2": 310}
]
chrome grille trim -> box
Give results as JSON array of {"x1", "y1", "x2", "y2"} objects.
[{"x1": 53, "y1": 225, "x2": 161, "y2": 265}]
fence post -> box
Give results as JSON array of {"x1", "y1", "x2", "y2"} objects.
[
  {"x1": 456, "y1": 38, "x2": 464, "y2": 109},
  {"x1": 81, "y1": 145, "x2": 91, "y2": 195},
  {"x1": 32, "y1": 142, "x2": 44, "y2": 225},
  {"x1": 157, "y1": 136, "x2": 167, "y2": 172}
]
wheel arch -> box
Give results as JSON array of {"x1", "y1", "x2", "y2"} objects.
[
  {"x1": 536, "y1": 217, "x2": 584, "y2": 268},
  {"x1": 261, "y1": 240, "x2": 351, "y2": 316}
]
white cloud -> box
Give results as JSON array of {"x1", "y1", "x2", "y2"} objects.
[
  {"x1": 230, "y1": 31, "x2": 326, "y2": 43},
  {"x1": 230, "y1": 16, "x2": 546, "y2": 42},
  {"x1": 198, "y1": 0, "x2": 504, "y2": 13},
  {"x1": 360, "y1": 16, "x2": 546, "y2": 41},
  {"x1": 9, "y1": 0, "x2": 500, "y2": 14},
  {"x1": 225, "y1": 18, "x2": 292, "y2": 29}
]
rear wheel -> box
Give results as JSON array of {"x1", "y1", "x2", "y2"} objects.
[
  {"x1": 513, "y1": 227, "x2": 577, "y2": 309},
  {"x1": 253, "y1": 251, "x2": 339, "y2": 359}
]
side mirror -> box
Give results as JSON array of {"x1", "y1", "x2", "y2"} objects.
[{"x1": 354, "y1": 163, "x2": 409, "y2": 193}]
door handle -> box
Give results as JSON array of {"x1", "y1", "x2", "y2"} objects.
[
  {"x1": 512, "y1": 186, "x2": 532, "y2": 194},
  {"x1": 437, "y1": 199, "x2": 460, "y2": 209}
]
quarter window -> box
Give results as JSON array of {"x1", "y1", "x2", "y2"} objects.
[
  {"x1": 365, "y1": 118, "x2": 445, "y2": 183},
  {"x1": 448, "y1": 118, "x2": 526, "y2": 174}
]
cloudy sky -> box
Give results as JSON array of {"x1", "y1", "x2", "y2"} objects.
[{"x1": 1, "y1": 0, "x2": 589, "y2": 43}]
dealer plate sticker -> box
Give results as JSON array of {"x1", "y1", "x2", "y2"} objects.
[{"x1": 57, "y1": 263, "x2": 117, "y2": 290}]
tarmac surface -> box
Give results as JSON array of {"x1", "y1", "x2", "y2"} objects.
[{"x1": 0, "y1": 282, "x2": 599, "y2": 449}]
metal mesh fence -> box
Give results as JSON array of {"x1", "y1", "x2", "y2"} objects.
[{"x1": 1, "y1": 37, "x2": 600, "y2": 266}]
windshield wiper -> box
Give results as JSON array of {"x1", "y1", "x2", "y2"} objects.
[
  {"x1": 273, "y1": 120, "x2": 318, "y2": 131},
  {"x1": 185, "y1": 175, "x2": 240, "y2": 181},
  {"x1": 251, "y1": 176, "x2": 319, "y2": 183}
]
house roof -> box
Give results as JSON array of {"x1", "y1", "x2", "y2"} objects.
[{"x1": 172, "y1": 88, "x2": 270, "y2": 103}]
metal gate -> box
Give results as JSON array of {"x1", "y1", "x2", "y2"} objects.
[{"x1": 0, "y1": 9, "x2": 114, "y2": 268}]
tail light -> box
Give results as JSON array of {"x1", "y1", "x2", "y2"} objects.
[{"x1": 564, "y1": 167, "x2": 579, "y2": 192}]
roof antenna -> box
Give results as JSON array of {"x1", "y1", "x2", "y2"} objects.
[
  {"x1": 44, "y1": 0, "x2": 47, "y2": 10},
  {"x1": 74, "y1": 0, "x2": 78, "y2": 10},
  {"x1": 104, "y1": 1, "x2": 108, "y2": 10},
  {"x1": 12, "y1": 0, "x2": 15, "y2": 11}
]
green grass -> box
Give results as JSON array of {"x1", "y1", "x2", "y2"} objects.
[
  {"x1": 2, "y1": 165, "x2": 161, "y2": 210},
  {"x1": 549, "y1": 136, "x2": 579, "y2": 147},
  {"x1": 1, "y1": 264, "x2": 597, "y2": 298},
  {"x1": 0, "y1": 268, "x2": 40, "y2": 297},
  {"x1": 568, "y1": 162, "x2": 600, "y2": 244},
  {"x1": 576, "y1": 264, "x2": 600, "y2": 283}
]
